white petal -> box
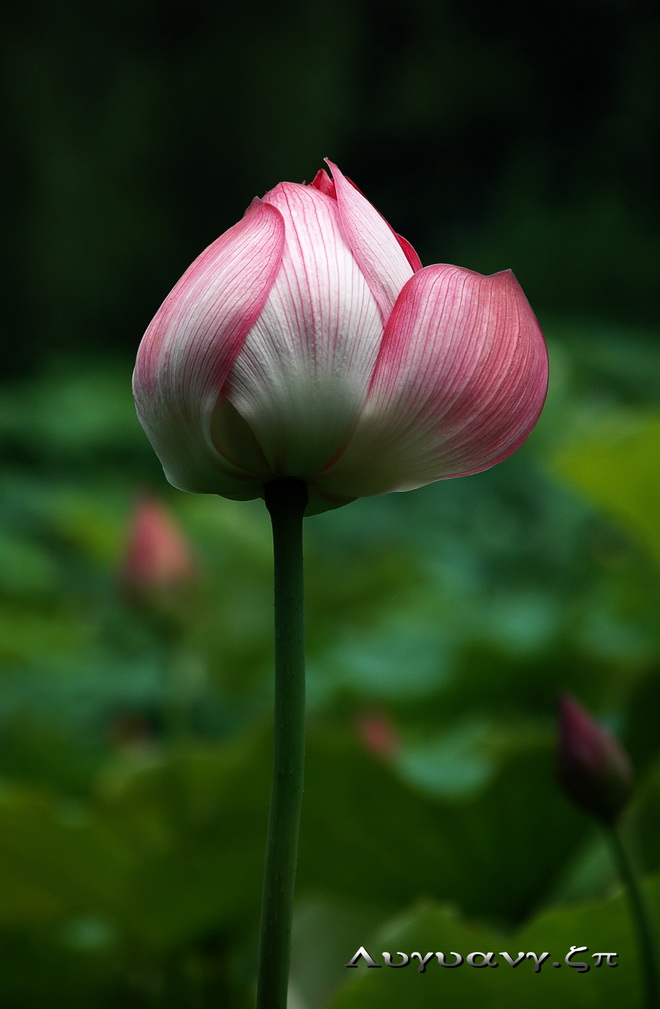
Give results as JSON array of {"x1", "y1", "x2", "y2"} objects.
[
  {"x1": 327, "y1": 160, "x2": 416, "y2": 317},
  {"x1": 220, "y1": 182, "x2": 384, "y2": 478}
]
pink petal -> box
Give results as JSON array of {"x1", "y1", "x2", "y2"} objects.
[
  {"x1": 308, "y1": 168, "x2": 336, "y2": 198},
  {"x1": 320, "y1": 265, "x2": 548, "y2": 498},
  {"x1": 219, "y1": 181, "x2": 383, "y2": 479},
  {"x1": 329, "y1": 167, "x2": 422, "y2": 272},
  {"x1": 395, "y1": 231, "x2": 423, "y2": 273},
  {"x1": 326, "y1": 159, "x2": 416, "y2": 318},
  {"x1": 133, "y1": 199, "x2": 285, "y2": 497}
]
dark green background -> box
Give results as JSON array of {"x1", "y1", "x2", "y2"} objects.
[{"x1": 3, "y1": 0, "x2": 660, "y2": 374}]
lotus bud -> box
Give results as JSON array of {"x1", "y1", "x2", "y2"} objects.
[
  {"x1": 133, "y1": 161, "x2": 548, "y2": 515},
  {"x1": 121, "y1": 498, "x2": 197, "y2": 616},
  {"x1": 356, "y1": 708, "x2": 401, "y2": 759},
  {"x1": 557, "y1": 693, "x2": 634, "y2": 823}
]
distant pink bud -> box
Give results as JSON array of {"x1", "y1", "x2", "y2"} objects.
[
  {"x1": 356, "y1": 708, "x2": 401, "y2": 759},
  {"x1": 134, "y1": 162, "x2": 548, "y2": 514},
  {"x1": 122, "y1": 498, "x2": 196, "y2": 607},
  {"x1": 557, "y1": 694, "x2": 633, "y2": 823}
]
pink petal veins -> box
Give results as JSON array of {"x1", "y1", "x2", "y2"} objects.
[
  {"x1": 315, "y1": 164, "x2": 422, "y2": 273},
  {"x1": 325, "y1": 159, "x2": 416, "y2": 318},
  {"x1": 133, "y1": 199, "x2": 285, "y2": 496},
  {"x1": 219, "y1": 181, "x2": 383, "y2": 478},
  {"x1": 321, "y1": 265, "x2": 548, "y2": 498},
  {"x1": 332, "y1": 168, "x2": 423, "y2": 273},
  {"x1": 308, "y1": 168, "x2": 336, "y2": 198}
]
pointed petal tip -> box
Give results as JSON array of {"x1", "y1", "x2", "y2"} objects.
[
  {"x1": 325, "y1": 158, "x2": 416, "y2": 317},
  {"x1": 309, "y1": 167, "x2": 336, "y2": 197}
]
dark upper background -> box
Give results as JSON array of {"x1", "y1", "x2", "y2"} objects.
[{"x1": 2, "y1": 0, "x2": 658, "y2": 378}]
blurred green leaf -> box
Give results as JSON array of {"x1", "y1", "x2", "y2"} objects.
[
  {"x1": 553, "y1": 412, "x2": 660, "y2": 565},
  {"x1": 328, "y1": 878, "x2": 660, "y2": 1008},
  {"x1": 298, "y1": 730, "x2": 586, "y2": 928},
  {"x1": 0, "y1": 783, "x2": 133, "y2": 926},
  {"x1": 0, "y1": 362, "x2": 140, "y2": 459},
  {"x1": 91, "y1": 726, "x2": 588, "y2": 952},
  {"x1": 96, "y1": 736, "x2": 271, "y2": 949}
]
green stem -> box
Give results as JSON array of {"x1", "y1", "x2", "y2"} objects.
[
  {"x1": 256, "y1": 479, "x2": 308, "y2": 1009},
  {"x1": 606, "y1": 822, "x2": 659, "y2": 1009}
]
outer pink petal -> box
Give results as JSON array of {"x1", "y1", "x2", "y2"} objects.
[
  {"x1": 320, "y1": 265, "x2": 548, "y2": 498},
  {"x1": 326, "y1": 160, "x2": 416, "y2": 318},
  {"x1": 132, "y1": 199, "x2": 285, "y2": 497},
  {"x1": 394, "y1": 231, "x2": 423, "y2": 273}
]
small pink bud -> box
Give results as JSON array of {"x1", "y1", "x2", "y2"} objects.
[
  {"x1": 121, "y1": 498, "x2": 197, "y2": 612},
  {"x1": 356, "y1": 708, "x2": 400, "y2": 759},
  {"x1": 557, "y1": 693, "x2": 633, "y2": 823}
]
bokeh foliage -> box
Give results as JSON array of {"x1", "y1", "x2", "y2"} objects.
[
  {"x1": 1, "y1": 0, "x2": 659, "y2": 1005},
  {"x1": 0, "y1": 329, "x2": 659, "y2": 1006}
]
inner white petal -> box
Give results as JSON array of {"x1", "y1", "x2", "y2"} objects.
[{"x1": 222, "y1": 186, "x2": 384, "y2": 477}]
